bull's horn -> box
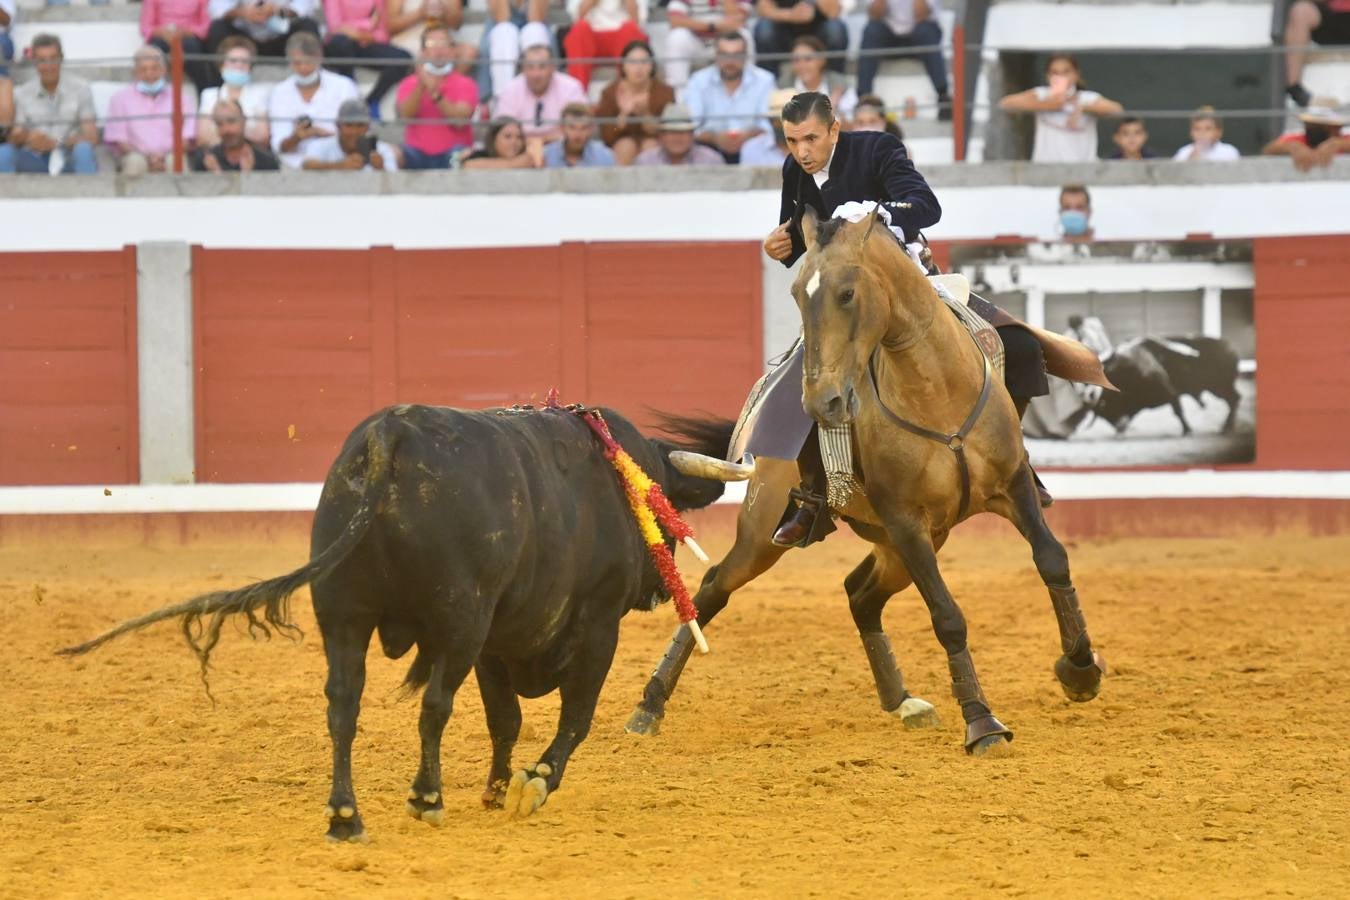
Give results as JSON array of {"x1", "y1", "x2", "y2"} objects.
[{"x1": 668, "y1": 451, "x2": 755, "y2": 482}]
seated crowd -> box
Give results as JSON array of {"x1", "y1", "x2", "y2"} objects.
[
  {"x1": 0, "y1": 2, "x2": 1346, "y2": 175},
  {"x1": 0, "y1": 0, "x2": 949, "y2": 174}
]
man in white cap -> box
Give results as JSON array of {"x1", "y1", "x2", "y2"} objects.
[
  {"x1": 1262, "y1": 97, "x2": 1349, "y2": 170},
  {"x1": 738, "y1": 87, "x2": 793, "y2": 166},
  {"x1": 634, "y1": 103, "x2": 726, "y2": 165}
]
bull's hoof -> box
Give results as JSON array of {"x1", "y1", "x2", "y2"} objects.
[
  {"x1": 889, "y1": 696, "x2": 940, "y2": 729},
  {"x1": 504, "y1": 763, "x2": 552, "y2": 820},
  {"x1": 1055, "y1": 651, "x2": 1106, "y2": 703},
  {"x1": 963, "y1": 715, "x2": 1014, "y2": 757},
  {"x1": 405, "y1": 789, "x2": 445, "y2": 826},
  {"x1": 624, "y1": 703, "x2": 663, "y2": 737},
  {"x1": 324, "y1": 804, "x2": 369, "y2": 843}
]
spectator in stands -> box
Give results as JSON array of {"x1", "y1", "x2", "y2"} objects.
[
  {"x1": 1173, "y1": 106, "x2": 1240, "y2": 162},
  {"x1": 595, "y1": 40, "x2": 675, "y2": 164},
  {"x1": 858, "y1": 0, "x2": 950, "y2": 121},
  {"x1": 191, "y1": 98, "x2": 281, "y2": 170},
  {"x1": 198, "y1": 36, "x2": 272, "y2": 147},
  {"x1": 739, "y1": 86, "x2": 792, "y2": 166},
  {"x1": 1058, "y1": 183, "x2": 1094, "y2": 242},
  {"x1": 1108, "y1": 116, "x2": 1156, "y2": 160},
  {"x1": 783, "y1": 35, "x2": 855, "y2": 122},
  {"x1": 494, "y1": 43, "x2": 588, "y2": 143},
  {"x1": 269, "y1": 32, "x2": 361, "y2": 168},
  {"x1": 563, "y1": 0, "x2": 648, "y2": 89},
  {"x1": 1, "y1": 0, "x2": 14, "y2": 140},
  {"x1": 141, "y1": 0, "x2": 217, "y2": 93},
  {"x1": 206, "y1": 0, "x2": 321, "y2": 61},
  {"x1": 1262, "y1": 98, "x2": 1349, "y2": 170},
  {"x1": 481, "y1": 0, "x2": 553, "y2": 100},
  {"x1": 1283, "y1": 1, "x2": 1350, "y2": 108},
  {"x1": 685, "y1": 31, "x2": 772, "y2": 163},
  {"x1": 752, "y1": 0, "x2": 847, "y2": 79},
  {"x1": 850, "y1": 93, "x2": 903, "y2": 140},
  {"x1": 635, "y1": 101, "x2": 725, "y2": 164},
  {"x1": 460, "y1": 114, "x2": 544, "y2": 167},
  {"x1": 544, "y1": 102, "x2": 614, "y2": 166},
  {"x1": 663, "y1": 0, "x2": 752, "y2": 90},
  {"x1": 104, "y1": 45, "x2": 198, "y2": 175},
  {"x1": 998, "y1": 54, "x2": 1123, "y2": 163},
  {"x1": 303, "y1": 97, "x2": 401, "y2": 169},
  {"x1": 0, "y1": 35, "x2": 98, "y2": 174},
  {"x1": 323, "y1": 0, "x2": 414, "y2": 117},
  {"x1": 397, "y1": 25, "x2": 478, "y2": 168},
  {"x1": 386, "y1": 0, "x2": 468, "y2": 61}
]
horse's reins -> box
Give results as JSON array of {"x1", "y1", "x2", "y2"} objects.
[{"x1": 866, "y1": 325, "x2": 994, "y2": 520}]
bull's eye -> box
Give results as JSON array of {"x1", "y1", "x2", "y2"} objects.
[{"x1": 838, "y1": 288, "x2": 855, "y2": 306}]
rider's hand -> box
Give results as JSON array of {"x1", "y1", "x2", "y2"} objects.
[{"x1": 763, "y1": 220, "x2": 793, "y2": 261}]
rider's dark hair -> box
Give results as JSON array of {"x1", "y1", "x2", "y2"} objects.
[{"x1": 781, "y1": 91, "x2": 835, "y2": 128}]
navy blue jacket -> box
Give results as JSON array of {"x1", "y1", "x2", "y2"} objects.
[{"x1": 777, "y1": 129, "x2": 941, "y2": 268}]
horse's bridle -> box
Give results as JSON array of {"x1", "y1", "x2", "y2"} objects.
[{"x1": 865, "y1": 326, "x2": 994, "y2": 521}]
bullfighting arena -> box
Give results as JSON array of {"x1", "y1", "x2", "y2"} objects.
[{"x1": 4, "y1": 519, "x2": 1347, "y2": 898}]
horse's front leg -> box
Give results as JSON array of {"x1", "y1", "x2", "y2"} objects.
[{"x1": 881, "y1": 512, "x2": 1013, "y2": 756}]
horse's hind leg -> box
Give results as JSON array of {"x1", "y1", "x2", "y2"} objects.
[
  {"x1": 847, "y1": 548, "x2": 939, "y2": 729},
  {"x1": 997, "y1": 464, "x2": 1106, "y2": 703},
  {"x1": 625, "y1": 463, "x2": 793, "y2": 736},
  {"x1": 880, "y1": 513, "x2": 1013, "y2": 756}
]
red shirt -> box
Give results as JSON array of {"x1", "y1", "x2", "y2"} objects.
[
  {"x1": 396, "y1": 72, "x2": 479, "y2": 155},
  {"x1": 1276, "y1": 128, "x2": 1350, "y2": 149}
]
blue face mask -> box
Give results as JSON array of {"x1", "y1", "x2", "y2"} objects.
[
  {"x1": 137, "y1": 78, "x2": 167, "y2": 96},
  {"x1": 268, "y1": 15, "x2": 292, "y2": 34},
  {"x1": 1059, "y1": 209, "x2": 1089, "y2": 236},
  {"x1": 222, "y1": 68, "x2": 251, "y2": 88}
]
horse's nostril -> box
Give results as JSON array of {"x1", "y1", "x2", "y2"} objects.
[{"x1": 825, "y1": 395, "x2": 844, "y2": 417}]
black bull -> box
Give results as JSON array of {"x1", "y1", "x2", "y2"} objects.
[
  {"x1": 1096, "y1": 336, "x2": 1242, "y2": 435},
  {"x1": 60, "y1": 403, "x2": 729, "y2": 841}
]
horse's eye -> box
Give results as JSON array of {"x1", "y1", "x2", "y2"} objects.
[{"x1": 839, "y1": 289, "x2": 855, "y2": 306}]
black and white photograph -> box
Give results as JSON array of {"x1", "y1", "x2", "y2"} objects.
[{"x1": 951, "y1": 239, "x2": 1257, "y2": 467}]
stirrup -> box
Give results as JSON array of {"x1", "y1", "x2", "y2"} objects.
[{"x1": 774, "y1": 488, "x2": 837, "y2": 549}]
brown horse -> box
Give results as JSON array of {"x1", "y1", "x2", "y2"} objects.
[{"x1": 627, "y1": 209, "x2": 1106, "y2": 755}]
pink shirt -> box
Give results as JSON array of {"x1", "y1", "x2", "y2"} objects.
[
  {"x1": 103, "y1": 85, "x2": 197, "y2": 156},
  {"x1": 396, "y1": 71, "x2": 479, "y2": 154},
  {"x1": 323, "y1": 0, "x2": 389, "y2": 43},
  {"x1": 139, "y1": 0, "x2": 211, "y2": 40},
  {"x1": 494, "y1": 72, "x2": 589, "y2": 140}
]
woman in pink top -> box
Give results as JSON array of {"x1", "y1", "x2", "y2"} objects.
[
  {"x1": 323, "y1": 0, "x2": 413, "y2": 114},
  {"x1": 141, "y1": 0, "x2": 216, "y2": 92}
]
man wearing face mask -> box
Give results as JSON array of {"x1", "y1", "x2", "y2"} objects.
[
  {"x1": 103, "y1": 45, "x2": 197, "y2": 174},
  {"x1": 396, "y1": 25, "x2": 478, "y2": 169},
  {"x1": 268, "y1": 31, "x2": 359, "y2": 168},
  {"x1": 206, "y1": 0, "x2": 320, "y2": 62},
  {"x1": 1057, "y1": 184, "x2": 1094, "y2": 242}
]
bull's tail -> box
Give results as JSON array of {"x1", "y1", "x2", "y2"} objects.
[
  {"x1": 57, "y1": 416, "x2": 398, "y2": 696},
  {"x1": 650, "y1": 411, "x2": 738, "y2": 460}
]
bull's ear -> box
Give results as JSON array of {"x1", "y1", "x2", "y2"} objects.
[{"x1": 801, "y1": 209, "x2": 818, "y2": 252}]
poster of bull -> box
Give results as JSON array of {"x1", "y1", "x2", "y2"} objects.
[{"x1": 949, "y1": 238, "x2": 1256, "y2": 467}]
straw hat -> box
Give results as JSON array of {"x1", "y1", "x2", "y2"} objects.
[{"x1": 1298, "y1": 97, "x2": 1346, "y2": 127}]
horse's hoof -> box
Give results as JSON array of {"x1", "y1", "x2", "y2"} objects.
[
  {"x1": 891, "y1": 696, "x2": 940, "y2": 729},
  {"x1": 963, "y1": 714, "x2": 1014, "y2": 756},
  {"x1": 624, "y1": 704, "x2": 662, "y2": 737},
  {"x1": 1055, "y1": 651, "x2": 1106, "y2": 703}
]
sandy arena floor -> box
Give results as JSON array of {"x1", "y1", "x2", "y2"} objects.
[{"x1": 2, "y1": 526, "x2": 1347, "y2": 898}]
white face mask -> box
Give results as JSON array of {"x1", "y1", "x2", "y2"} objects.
[
  {"x1": 294, "y1": 69, "x2": 320, "y2": 86},
  {"x1": 422, "y1": 61, "x2": 455, "y2": 77}
]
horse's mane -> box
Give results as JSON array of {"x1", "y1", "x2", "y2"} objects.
[{"x1": 815, "y1": 213, "x2": 905, "y2": 252}]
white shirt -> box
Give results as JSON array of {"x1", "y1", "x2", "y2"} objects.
[
  {"x1": 267, "y1": 70, "x2": 360, "y2": 169},
  {"x1": 812, "y1": 142, "x2": 837, "y2": 189},
  {"x1": 1172, "y1": 141, "x2": 1240, "y2": 162},
  {"x1": 200, "y1": 83, "x2": 273, "y2": 142},
  {"x1": 566, "y1": 0, "x2": 646, "y2": 31},
  {"x1": 303, "y1": 135, "x2": 401, "y2": 171},
  {"x1": 883, "y1": 0, "x2": 939, "y2": 37},
  {"x1": 1031, "y1": 86, "x2": 1102, "y2": 163}
]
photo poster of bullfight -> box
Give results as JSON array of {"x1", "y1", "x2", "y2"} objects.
[{"x1": 949, "y1": 238, "x2": 1256, "y2": 467}]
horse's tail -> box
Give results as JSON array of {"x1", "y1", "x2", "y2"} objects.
[{"x1": 57, "y1": 416, "x2": 399, "y2": 697}]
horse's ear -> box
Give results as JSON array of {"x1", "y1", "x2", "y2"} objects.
[
  {"x1": 860, "y1": 204, "x2": 884, "y2": 245},
  {"x1": 802, "y1": 209, "x2": 818, "y2": 252}
]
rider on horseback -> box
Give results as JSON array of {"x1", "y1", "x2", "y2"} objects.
[{"x1": 759, "y1": 91, "x2": 1053, "y2": 548}]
